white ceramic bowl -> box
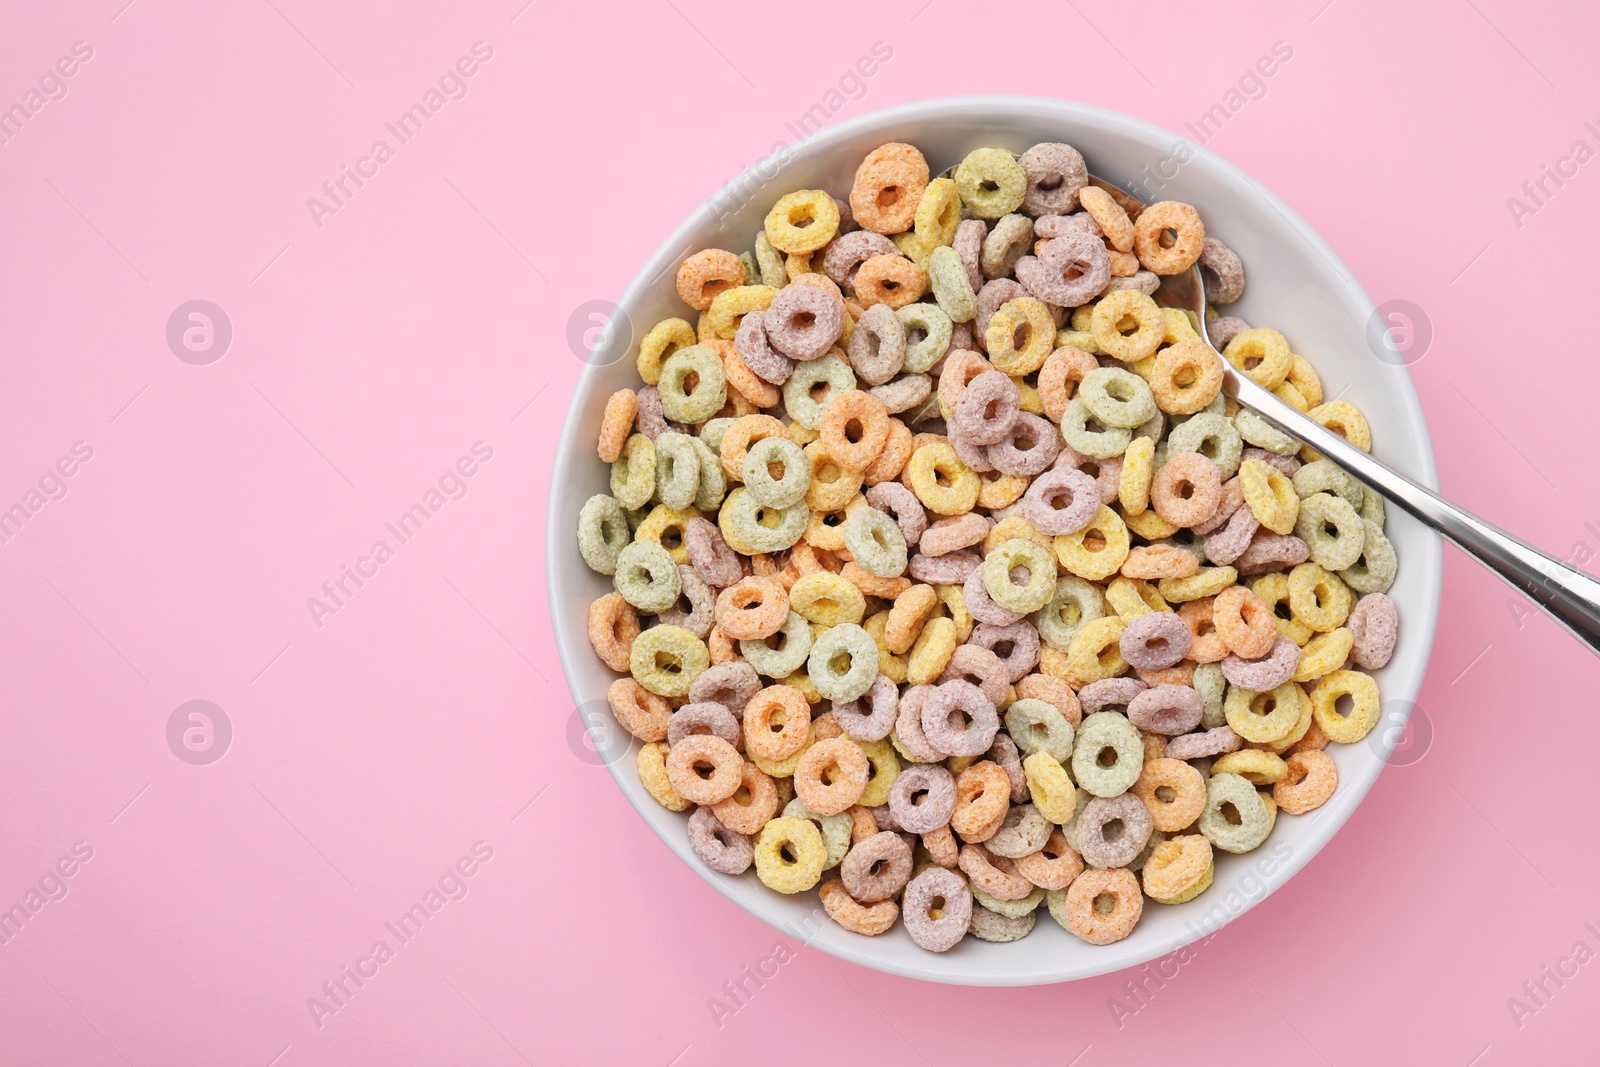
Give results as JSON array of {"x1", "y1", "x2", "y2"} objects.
[{"x1": 547, "y1": 96, "x2": 1442, "y2": 985}]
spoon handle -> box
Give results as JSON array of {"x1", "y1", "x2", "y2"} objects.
[{"x1": 1223, "y1": 368, "x2": 1600, "y2": 656}]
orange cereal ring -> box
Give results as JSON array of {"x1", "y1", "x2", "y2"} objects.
[
  {"x1": 854, "y1": 254, "x2": 927, "y2": 310},
  {"x1": 840, "y1": 562, "x2": 910, "y2": 600},
  {"x1": 1121, "y1": 545, "x2": 1199, "y2": 581},
  {"x1": 1014, "y1": 673, "x2": 1083, "y2": 727},
  {"x1": 886, "y1": 584, "x2": 939, "y2": 654},
  {"x1": 863, "y1": 416, "x2": 914, "y2": 485},
  {"x1": 607, "y1": 677, "x2": 671, "y2": 742},
  {"x1": 1132, "y1": 201, "x2": 1205, "y2": 275},
  {"x1": 1014, "y1": 829, "x2": 1084, "y2": 890},
  {"x1": 664, "y1": 734, "x2": 744, "y2": 804},
  {"x1": 1037, "y1": 346, "x2": 1098, "y2": 423},
  {"x1": 597, "y1": 389, "x2": 638, "y2": 463},
  {"x1": 713, "y1": 338, "x2": 780, "y2": 409},
  {"x1": 819, "y1": 390, "x2": 892, "y2": 472},
  {"x1": 1136, "y1": 660, "x2": 1197, "y2": 688},
  {"x1": 711, "y1": 762, "x2": 781, "y2": 834},
  {"x1": 950, "y1": 760, "x2": 1011, "y2": 840},
  {"x1": 848, "y1": 804, "x2": 880, "y2": 844},
  {"x1": 719, "y1": 414, "x2": 787, "y2": 479},
  {"x1": 1274, "y1": 748, "x2": 1337, "y2": 814},
  {"x1": 812, "y1": 710, "x2": 845, "y2": 741},
  {"x1": 1148, "y1": 339, "x2": 1224, "y2": 415},
  {"x1": 676, "y1": 249, "x2": 747, "y2": 311},
  {"x1": 713, "y1": 576, "x2": 789, "y2": 640},
  {"x1": 794, "y1": 737, "x2": 871, "y2": 815},
  {"x1": 1212, "y1": 584, "x2": 1277, "y2": 659},
  {"x1": 1132, "y1": 757, "x2": 1207, "y2": 832},
  {"x1": 922, "y1": 825, "x2": 960, "y2": 868},
  {"x1": 820, "y1": 878, "x2": 900, "y2": 935},
  {"x1": 1079, "y1": 186, "x2": 1134, "y2": 252},
  {"x1": 743, "y1": 684, "x2": 812, "y2": 762},
  {"x1": 1150, "y1": 451, "x2": 1224, "y2": 527},
  {"x1": 588, "y1": 592, "x2": 640, "y2": 672},
  {"x1": 850, "y1": 159, "x2": 925, "y2": 235},
  {"x1": 707, "y1": 624, "x2": 741, "y2": 664},
  {"x1": 861, "y1": 142, "x2": 930, "y2": 183},
  {"x1": 1056, "y1": 867, "x2": 1142, "y2": 945},
  {"x1": 959, "y1": 845, "x2": 1036, "y2": 901}
]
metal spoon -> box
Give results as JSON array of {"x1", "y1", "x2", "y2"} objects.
[{"x1": 1144, "y1": 238, "x2": 1600, "y2": 656}]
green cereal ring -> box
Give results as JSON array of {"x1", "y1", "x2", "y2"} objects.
[
  {"x1": 954, "y1": 147, "x2": 1027, "y2": 220},
  {"x1": 1070, "y1": 711, "x2": 1144, "y2": 798},
  {"x1": 1057, "y1": 786, "x2": 1095, "y2": 852},
  {"x1": 782, "y1": 352, "x2": 855, "y2": 430},
  {"x1": 629, "y1": 624, "x2": 709, "y2": 698},
  {"x1": 613, "y1": 540, "x2": 682, "y2": 613},
  {"x1": 1036, "y1": 575, "x2": 1107, "y2": 652},
  {"x1": 754, "y1": 231, "x2": 787, "y2": 288},
  {"x1": 1166, "y1": 412, "x2": 1243, "y2": 479},
  {"x1": 928, "y1": 245, "x2": 978, "y2": 324},
  {"x1": 972, "y1": 881, "x2": 1044, "y2": 919},
  {"x1": 1294, "y1": 492, "x2": 1366, "y2": 572},
  {"x1": 700, "y1": 417, "x2": 736, "y2": 455},
  {"x1": 738, "y1": 251, "x2": 760, "y2": 291},
  {"x1": 1235, "y1": 408, "x2": 1299, "y2": 456},
  {"x1": 742, "y1": 436, "x2": 810, "y2": 508},
  {"x1": 577, "y1": 494, "x2": 630, "y2": 575},
  {"x1": 783, "y1": 797, "x2": 852, "y2": 869},
  {"x1": 1341, "y1": 517, "x2": 1396, "y2": 594},
  {"x1": 723, "y1": 487, "x2": 807, "y2": 553},
  {"x1": 1360, "y1": 490, "x2": 1386, "y2": 527},
  {"x1": 658, "y1": 344, "x2": 726, "y2": 424},
  {"x1": 983, "y1": 538, "x2": 1057, "y2": 613},
  {"x1": 807, "y1": 623, "x2": 880, "y2": 702},
  {"x1": 1127, "y1": 828, "x2": 1166, "y2": 873},
  {"x1": 1059, "y1": 398, "x2": 1132, "y2": 459},
  {"x1": 1198, "y1": 772, "x2": 1275, "y2": 853},
  {"x1": 654, "y1": 432, "x2": 701, "y2": 510},
  {"x1": 690, "y1": 435, "x2": 726, "y2": 512},
  {"x1": 843, "y1": 505, "x2": 908, "y2": 579},
  {"x1": 1194, "y1": 661, "x2": 1227, "y2": 729},
  {"x1": 742, "y1": 610, "x2": 813, "y2": 678},
  {"x1": 1005, "y1": 698, "x2": 1075, "y2": 763},
  {"x1": 982, "y1": 213, "x2": 1035, "y2": 280},
  {"x1": 897, "y1": 302, "x2": 953, "y2": 374},
  {"x1": 1292, "y1": 459, "x2": 1364, "y2": 511},
  {"x1": 610, "y1": 434, "x2": 656, "y2": 511},
  {"x1": 1080, "y1": 367, "x2": 1158, "y2": 430}
]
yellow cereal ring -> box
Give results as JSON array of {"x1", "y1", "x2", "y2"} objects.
[
  {"x1": 1014, "y1": 375, "x2": 1045, "y2": 415},
  {"x1": 803, "y1": 440, "x2": 865, "y2": 511},
  {"x1": 1285, "y1": 354, "x2": 1324, "y2": 407},
  {"x1": 1240, "y1": 458, "x2": 1300, "y2": 535},
  {"x1": 1248, "y1": 682, "x2": 1314, "y2": 755},
  {"x1": 764, "y1": 189, "x2": 840, "y2": 255},
  {"x1": 984, "y1": 514, "x2": 1052, "y2": 557},
  {"x1": 637, "y1": 318, "x2": 697, "y2": 385},
  {"x1": 913, "y1": 177, "x2": 962, "y2": 249},
  {"x1": 854, "y1": 738, "x2": 901, "y2": 808},
  {"x1": 1224, "y1": 681, "x2": 1303, "y2": 743},
  {"x1": 1302, "y1": 400, "x2": 1372, "y2": 463},
  {"x1": 804, "y1": 494, "x2": 868, "y2": 553},
  {"x1": 1293, "y1": 627, "x2": 1355, "y2": 683},
  {"x1": 1162, "y1": 307, "x2": 1200, "y2": 344},
  {"x1": 1157, "y1": 566, "x2": 1238, "y2": 604},
  {"x1": 1023, "y1": 751, "x2": 1078, "y2": 825},
  {"x1": 629, "y1": 625, "x2": 709, "y2": 698},
  {"x1": 1091, "y1": 290, "x2": 1165, "y2": 363},
  {"x1": 1311, "y1": 669, "x2": 1381, "y2": 743},
  {"x1": 977, "y1": 470, "x2": 1030, "y2": 511},
  {"x1": 1274, "y1": 380, "x2": 1312, "y2": 413},
  {"x1": 907, "y1": 615, "x2": 958, "y2": 685},
  {"x1": 1065, "y1": 616, "x2": 1128, "y2": 686},
  {"x1": 1212, "y1": 748, "x2": 1290, "y2": 785},
  {"x1": 1223, "y1": 328, "x2": 1292, "y2": 389},
  {"x1": 634, "y1": 504, "x2": 701, "y2": 565},
  {"x1": 1119, "y1": 435, "x2": 1155, "y2": 515},
  {"x1": 752, "y1": 725, "x2": 817, "y2": 778},
  {"x1": 1287, "y1": 562, "x2": 1354, "y2": 631},
  {"x1": 1250, "y1": 573, "x2": 1315, "y2": 646},
  {"x1": 862, "y1": 611, "x2": 909, "y2": 684},
  {"x1": 1121, "y1": 506, "x2": 1179, "y2": 541},
  {"x1": 985, "y1": 297, "x2": 1056, "y2": 376},
  {"x1": 1106, "y1": 576, "x2": 1170, "y2": 620},
  {"x1": 1143, "y1": 835, "x2": 1214, "y2": 904},
  {"x1": 1052, "y1": 505, "x2": 1131, "y2": 581},
  {"x1": 753, "y1": 816, "x2": 827, "y2": 894},
  {"x1": 637, "y1": 742, "x2": 690, "y2": 812},
  {"x1": 934, "y1": 583, "x2": 974, "y2": 642},
  {"x1": 790, "y1": 571, "x2": 867, "y2": 627},
  {"x1": 906, "y1": 443, "x2": 981, "y2": 515},
  {"x1": 704, "y1": 285, "x2": 778, "y2": 340}
]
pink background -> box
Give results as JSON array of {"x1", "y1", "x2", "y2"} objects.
[{"x1": 3, "y1": 0, "x2": 1598, "y2": 1063}]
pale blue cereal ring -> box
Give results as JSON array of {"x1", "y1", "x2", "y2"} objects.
[
  {"x1": 1166, "y1": 412, "x2": 1242, "y2": 479},
  {"x1": 1035, "y1": 575, "x2": 1106, "y2": 651},
  {"x1": 1340, "y1": 517, "x2": 1396, "y2": 594},
  {"x1": 1059, "y1": 397, "x2": 1132, "y2": 459},
  {"x1": 1294, "y1": 492, "x2": 1366, "y2": 572},
  {"x1": 1005, "y1": 698, "x2": 1075, "y2": 763},
  {"x1": 690, "y1": 435, "x2": 726, "y2": 512},
  {"x1": 983, "y1": 538, "x2": 1057, "y2": 613},
  {"x1": 1198, "y1": 772, "x2": 1275, "y2": 853},
  {"x1": 928, "y1": 245, "x2": 977, "y2": 324},
  {"x1": 723, "y1": 487, "x2": 807, "y2": 553},
  {"x1": 1080, "y1": 367, "x2": 1158, "y2": 430},
  {"x1": 1235, "y1": 408, "x2": 1299, "y2": 456}
]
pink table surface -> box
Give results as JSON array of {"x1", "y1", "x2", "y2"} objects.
[{"x1": 3, "y1": 0, "x2": 1598, "y2": 1063}]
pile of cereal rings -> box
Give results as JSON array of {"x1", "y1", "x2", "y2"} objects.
[{"x1": 576, "y1": 139, "x2": 1400, "y2": 951}]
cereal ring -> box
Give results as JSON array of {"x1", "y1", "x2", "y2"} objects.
[
  {"x1": 1236, "y1": 531, "x2": 1311, "y2": 577},
  {"x1": 1202, "y1": 503, "x2": 1260, "y2": 568},
  {"x1": 637, "y1": 318, "x2": 698, "y2": 388},
  {"x1": 869, "y1": 374, "x2": 931, "y2": 417},
  {"x1": 1221, "y1": 634, "x2": 1302, "y2": 692},
  {"x1": 921, "y1": 513, "x2": 992, "y2": 557},
  {"x1": 665, "y1": 734, "x2": 744, "y2": 805},
  {"x1": 951, "y1": 761, "x2": 1011, "y2": 840},
  {"x1": 984, "y1": 298, "x2": 1056, "y2": 376},
  {"x1": 1347, "y1": 592, "x2": 1398, "y2": 670},
  {"x1": 1224, "y1": 680, "x2": 1303, "y2": 742},
  {"x1": 1079, "y1": 186, "x2": 1134, "y2": 252},
  {"x1": 1142, "y1": 835, "x2": 1213, "y2": 903},
  {"x1": 714, "y1": 576, "x2": 789, "y2": 640},
  {"x1": 604, "y1": 676, "x2": 670, "y2": 743},
  {"x1": 864, "y1": 417, "x2": 916, "y2": 485},
  {"x1": 740, "y1": 436, "x2": 810, "y2": 510},
  {"x1": 1147, "y1": 339, "x2": 1224, "y2": 416},
  {"x1": 851, "y1": 156, "x2": 925, "y2": 235},
  {"x1": 970, "y1": 903, "x2": 1037, "y2": 942},
  {"x1": 652, "y1": 432, "x2": 699, "y2": 511},
  {"x1": 613, "y1": 540, "x2": 682, "y2": 613},
  {"x1": 1213, "y1": 748, "x2": 1289, "y2": 786},
  {"x1": 819, "y1": 390, "x2": 892, "y2": 473},
  {"x1": 1058, "y1": 397, "x2": 1132, "y2": 460},
  {"x1": 1023, "y1": 467, "x2": 1100, "y2": 536},
  {"x1": 1274, "y1": 749, "x2": 1337, "y2": 814},
  {"x1": 981, "y1": 213, "x2": 1035, "y2": 281},
  {"x1": 1052, "y1": 504, "x2": 1132, "y2": 582},
  {"x1": 845, "y1": 302, "x2": 908, "y2": 387},
  {"x1": 982, "y1": 538, "x2": 1057, "y2": 614},
  {"x1": 840, "y1": 831, "x2": 914, "y2": 903},
  {"x1": 794, "y1": 736, "x2": 871, "y2": 815},
  {"x1": 823, "y1": 231, "x2": 899, "y2": 290},
  {"x1": 1121, "y1": 545, "x2": 1199, "y2": 582},
  {"x1": 1224, "y1": 328, "x2": 1293, "y2": 390},
  {"x1": 807, "y1": 623, "x2": 880, "y2": 702},
  {"x1": 907, "y1": 443, "x2": 981, "y2": 516},
  {"x1": 1071, "y1": 711, "x2": 1145, "y2": 797},
  {"x1": 920, "y1": 679, "x2": 1001, "y2": 758},
  {"x1": 968, "y1": 620, "x2": 1040, "y2": 682},
  {"x1": 637, "y1": 741, "x2": 690, "y2": 811},
  {"x1": 609, "y1": 433, "x2": 656, "y2": 511},
  {"x1": 1076, "y1": 793, "x2": 1154, "y2": 869},
  {"x1": 597, "y1": 390, "x2": 639, "y2": 464},
  {"x1": 1288, "y1": 562, "x2": 1354, "y2": 631},
  {"x1": 753, "y1": 816, "x2": 827, "y2": 894},
  {"x1": 950, "y1": 370, "x2": 1021, "y2": 446},
  {"x1": 1132, "y1": 201, "x2": 1204, "y2": 275},
  {"x1": 1291, "y1": 626, "x2": 1354, "y2": 683},
  {"x1": 901, "y1": 866, "x2": 973, "y2": 951},
  {"x1": 888, "y1": 761, "x2": 957, "y2": 832},
  {"x1": 1118, "y1": 611, "x2": 1191, "y2": 671},
  {"x1": 789, "y1": 571, "x2": 865, "y2": 628},
  {"x1": 743, "y1": 684, "x2": 811, "y2": 761},
  {"x1": 896, "y1": 302, "x2": 953, "y2": 375},
  {"x1": 954, "y1": 147, "x2": 1027, "y2": 219},
  {"x1": 1164, "y1": 724, "x2": 1242, "y2": 760},
  {"x1": 1132, "y1": 758, "x2": 1207, "y2": 832},
  {"x1": 1166, "y1": 413, "x2": 1243, "y2": 480},
  {"x1": 1018, "y1": 142, "x2": 1088, "y2": 216},
  {"x1": 765, "y1": 189, "x2": 840, "y2": 255},
  {"x1": 1198, "y1": 237, "x2": 1244, "y2": 304},
  {"x1": 1052, "y1": 867, "x2": 1142, "y2": 945},
  {"x1": 1294, "y1": 492, "x2": 1366, "y2": 572},
  {"x1": 1212, "y1": 584, "x2": 1277, "y2": 659},
  {"x1": 854, "y1": 254, "x2": 927, "y2": 310},
  {"x1": 1127, "y1": 684, "x2": 1204, "y2": 735},
  {"x1": 832, "y1": 672, "x2": 899, "y2": 742},
  {"x1": 1150, "y1": 452, "x2": 1224, "y2": 528},
  {"x1": 1015, "y1": 232, "x2": 1111, "y2": 308},
  {"x1": 687, "y1": 806, "x2": 754, "y2": 875},
  {"x1": 1036, "y1": 576, "x2": 1106, "y2": 653},
  {"x1": 1240, "y1": 458, "x2": 1300, "y2": 535},
  {"x1": 1080, "y1": 367, "x2": 1158, "y2": 429},
  {"x1": 866, "y1": 481, "x2": 928, "y2": 548},
  {"x1": 577, "y1": 495, "x2": 631, "y2": 576},
  {"x1": 587, "y1": 592, "x2": 641, "y2": 672},
  {"x1": 783, "y1": 352, "x2": 856, "y2": 430},
  {"x1": 928, "y1": 244, "x2": 978, "y2": 323},
  {"x1": 659, "y1": 564, "x2": 715, "y2": 638},
  {"x1": 1310, "y1": 669, "x2": 1381, "y2": 743},
  {"x1": 986, "y1": 802, "x2": 1053, "y2": 859},
  {"x1": 1197, "y1": 772, "x2": 1274, "y2": 853},
  {"x1": 1340, "y1": 518, "x2": 1396, "y2": 594},
  {"x1": 677, "y1": 249, "x2": 746, "y2": 312},
  {"x1": 764, "y1": 285, "x2": 844, "y2": 362},
  {"x1": 820, "y1": 878, "x2": 899, "y2": 935},
  {"x1": 986, "y1": 411, "x2": 1061, "y2": 478}
]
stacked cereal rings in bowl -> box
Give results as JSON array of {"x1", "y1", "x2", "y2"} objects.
[{"x1": 553, "y1": 100, "x2": 1439, "y2": 982}]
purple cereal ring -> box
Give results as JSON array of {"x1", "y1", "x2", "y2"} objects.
[
  {"x1": 735, "y1": 311, "x2": 795, "y2": 385},
  {"x1": 1014, "y1": 231, "x2": 1110, "y2": 307},
  {"x1": 847, "y1": 302, "x2": 908, "y2": 386},
  {"x1": 688, "y1": 807, "x2": 753, "y2": 875},
  {"x1": 1192, "y1": 476, "x2": 1245, "y2": 537},
  {"x1": 636, "y1": 385, "x2": 686, "y2": 439},
  {"x1": 765, "y1": 285, "x2": 843, "y2": 361},
  {"x1": 974, "y1": 278, "x2": 1027, "y2": 348},
  {"x1": 969, "y1": 621, "x2": 1040, "y2": 683},
  {"x1": 841, "y1": 831, "x2": 914, "y2": 903},
  {"x1": 1221, "y1": 635, "x2": 1302, "y2": 691},
  {"x1": 909, "y1": 549, "x2": 981, "y2": 585},
  {"x1": 949, "y1": 321, "x2": 976, "y2": 354},
  {"x1": 888, "y1": 762, "x2": 958, "y2": 832},
  {"x1": 1033, "y1": 211, "x2": 1103, "y2": 240},
  {"x1": 870, "y1": 804, "x2": 899, "y2": 831},
  {"x1": 963, "y1": 565, "x2": 1025, "y2": 626},
  {"x1": 922, "y1": 679, "x2": 1001, "y2": 757},
  {"x1": 1018, "y1": 142, "x2": 1088, "y2": 217},
  {"x1": 1127, "y1": 685, "x2": 1204, "y2": 736},
  {"x1": 1208, "y1": 315, "x2": 1250, "y2": 351},
  {"x1": 902, "y1": 866, "x2": 972, "y2": 952},
  {"x1": 870, "y1": 372, "x2": 932, "y2": 414},
  {"x1": 1202, "y1": 503, "x2": 1260, "y2": 567},
  {"x1": 954, "y1": 218, "x2": 986, "y2": 293},
  {"x1": 686, "y1": 517, "x2": 745, "y2": 588},
  {"x1": 949, "y1": 425, "x2": 996, "y2": 473},
  {"x1": 1348, "y1": 592, "x2": 1398, "y2": 670},
  {"x1": 936, "y1": 646, "x2": 1012, "y2": 708},
  {"x1": 920, "y1": 513, "x2": 992, "y2": 556},
  {"x1": 866, "y1": 482, "x2": 928, "y2": 546},
  {"x1": 1119, "y1": 612, "x2": 1193, "y2": 671},
  {"x1": 1165, "y1": 725, "x2": 1242, "y2": 760},
  {"x1": 688, "y1": 659, "x2": 761, "y2": 714},
  {"x1": 1077, "y1": 677, "x2": 1147, "y2": 716},
  {"x1": 1055, "y1": 446, "x2": 1122, "y2": 506},
  {"x1": 895, "y1": 685, "x2": 948, "y2": 762},
  {"x1": 1242, "y1": 446, "x2": 1301, "y2": 478},
  {"x1": 668, "y1": 701, "x2": 745, "y2": 749},
  {"x1": 987, "y1": 412, "x2": 1061, "y2": 476},
  {"x1": 822, "y1": 230, "x2": 898, "y2": 289},
  {"x1": 1075, "y1": 793, "x2": 1153, "y2": 869},
  {"x1": 832, "y1": 673, "x2": 899, "y2": 742},
  {"x1": 834, "y1": 196, "x2": 858, "y2": 234},
  {"x1": 951, "y1": 370, "x2": 1021, "y2": 446},
  {"x1": 1199, "y1": 237, "x2": 1245, "y2": 305},
  {"x1": 1023, "y1": 466, "x2": 1101, "y2": 535},
  {"x1": 987, "y1": 732, "x2": 1031, "y2": 803},
  {"x1": 1235, "y1": 531, "x2": 1311, "y2": 576}
]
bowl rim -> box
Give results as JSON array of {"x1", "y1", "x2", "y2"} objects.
[{"x1": 545, "y1": 94, "x2": 1443, "y2": 985}]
